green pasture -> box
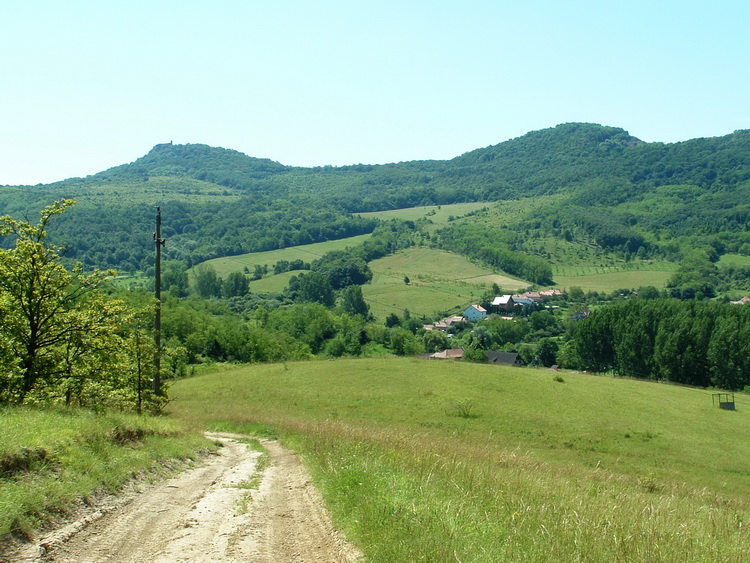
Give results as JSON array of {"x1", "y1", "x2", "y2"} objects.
[
  {"x1": 719, "y1": 253, "x2": 750, "y2": 267},
  {"x1": 196, "y1": 234, "x2": 372, "y2": 277},
  {"x1": 170, "y1": 358, "x2": 750, "y2": 561},
  {"x1": 554, "y1": 264, "x2": 676, "y2": 293},
  {"x1": 364, "y1": 247, "x2": 528, "y2": 319},
  {"x1": 356, "y1": 202, "x2": 489, "y2": 226},
  {"x1": 248, "y1": 270, "x2": 298, "y2": 293}
]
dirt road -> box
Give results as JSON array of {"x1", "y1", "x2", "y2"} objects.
[{"x1": 9, "y1": 433, "x2": 362, "y2": 562}]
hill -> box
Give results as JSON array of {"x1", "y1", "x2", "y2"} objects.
[
  {"x1": 1, "y1": 123, "x2": 748, "y2": 292},
  {"x1": 169, "y1": 357, "x2": 750, "y2": 561}
]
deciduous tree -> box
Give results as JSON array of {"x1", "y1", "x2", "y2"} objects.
[{"x1": 0, "y1": 200, "x2": 135, "y2": 405}]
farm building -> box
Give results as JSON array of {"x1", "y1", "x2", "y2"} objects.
[
  {"x1": 485, "y1": 351, "x2": 526, "y2": 366},
  {"x1": 430, "y1": 348, "x2": 464, "y2": 360},
  {"x1": 492, "y1": 295, "x2": 515, "y2": 312}
]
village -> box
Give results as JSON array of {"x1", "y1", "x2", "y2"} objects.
[{"x1": 421, "y1": 289, "x2": 565, "y2": 364}]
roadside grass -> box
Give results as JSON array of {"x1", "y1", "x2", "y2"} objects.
[
  {"x1": 169, "y1": 358, "x2": 750, "y2": 562},
  {"x1": 0, "y1": 408, "x2": 211, "y2": 541}
]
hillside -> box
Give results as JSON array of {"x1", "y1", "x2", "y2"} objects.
[
  {"x1": 169, "y1": 357, "x2": 750, "y2": 561},
  {"x1": 1, "y1": 124, "x2": 748, "y2": 289}
]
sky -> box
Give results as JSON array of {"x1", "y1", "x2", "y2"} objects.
[{"x1": 2, "y1": 0, "x2": 748, "y2": 185}]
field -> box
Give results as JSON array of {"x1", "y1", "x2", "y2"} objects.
[
  {"x1": 195, "y1": 234, "x2": 372, "y2": 277},
  {"x1": 356, "y1": 202, "x2": 490, "y2": 229},
  {"x1": 170, "y1": 358, "x2": 750, "y2": 561},
  {"x1": 553, "y1": 265, "x2": 677, "y2": 293},
  {"x1": 719, "y1": 253, "x2": 750, "y2": 267},
  {"x1": 189, "y1": 198, "x2": 682, "y2": 307},
  {"x1": 364, "y1": 247, "x2": 527, "y2": 319}
]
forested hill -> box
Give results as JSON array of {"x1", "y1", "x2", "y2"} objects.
[{"x1": 0, "y1": 123, "x2": 748, "y2": 274}]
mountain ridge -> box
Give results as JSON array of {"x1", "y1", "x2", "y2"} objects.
[{"x1": 0, "y1": 123, "x2": 748, "y2": 280}]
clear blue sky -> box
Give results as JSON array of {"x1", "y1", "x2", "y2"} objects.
[{"x1": 2, "y1": 0, "x2": 748, "y2": 185}]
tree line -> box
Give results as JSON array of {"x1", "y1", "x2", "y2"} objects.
[{"x1": 573, "y1": 298, "x2": 750, "y2": 390}]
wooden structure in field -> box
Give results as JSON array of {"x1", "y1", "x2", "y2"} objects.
[{"x1": 712, "y1": 393, "x2": 736, "y2": 410}]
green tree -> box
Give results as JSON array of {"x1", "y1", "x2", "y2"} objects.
[
  {"x1": 295, "y1": 272, "x2": 335, "y2": 307},
  {"x1": 311, "y1": 250, "x2": 373, "y2": 289},
  {"x1": 223, "y1": 271, "x2": 250, "y2": 298},
  {"x1": 0, "y1": 200, "x2": 134, "y2": 405},
  {"x1": 535, "y1": 338, "x2": 559, "y2": 367},
  {"x1": 194, "y1": 264, "x2": 222, "y2": 298},
  {"x1": 422, "y1": 329, "x2": 449, "y2": 353},
  {"x1": 162, "y1": 260, "x2": 189, "y2": 297},
  {"x1": 389, "y1": 327, "x2": 424, "y2": 356},
  {"x1": 339, "y1": 285, "x2": 370, "y2": 318}
]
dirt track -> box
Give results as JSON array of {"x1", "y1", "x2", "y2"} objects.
[{"x1": 8, "y1": 433, "x2": 361, "y2": 563}]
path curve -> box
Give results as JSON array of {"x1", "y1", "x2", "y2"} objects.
[{"x1": 9, "y1": 433, "x2": 361, "y2": 563}]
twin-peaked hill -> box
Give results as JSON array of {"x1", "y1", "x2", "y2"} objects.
[{"x1": 0, "y1": 123, "x2": 749, "y2": 279}]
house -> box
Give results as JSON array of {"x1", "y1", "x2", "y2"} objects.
[
  {"x1": 570, "y1": 309, "x2": 591, "y2": 321},
  {"x1": 539, "y1": 289, "x2": 564, "y2": 298},
  {"x1": 485, "y1": 351, "x2": 526, "y2": 366},
  {"x1": 464, "y1": 304, "x2": 487, "y2": 321},
  {"x1": 491, "y1": 295, "x2": 515, "y2": 312},
  {"x1": 511, "y1": 297, "x2": 535, "y2": 307},
  {"x1": 424, "y1": 315, "x2": 465, "y2": 332},
  {"x1": 518, "y1": 291, "x2": 542, "y2": 302},
  {"x1": 430, "y1": 348, "x2": 464, "y2": 360}
]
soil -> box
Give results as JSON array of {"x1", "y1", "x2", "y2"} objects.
[{"x1": 5, "y1": 433, "x2": 362, "y2": 563}]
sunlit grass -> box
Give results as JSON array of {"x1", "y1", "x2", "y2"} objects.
[
  {"x1": 554, "y1": 268, "x2": 676, "y2": 292},
  {"x1": 194, "y1": 234, "x2": 372, "y2": 278},
  {"x1": 365, "y1": 247, "x2": 527, "y2": 319},
  {"x1": 170, "y1": 358, "x2": 750, "y2": 561},
  {"x1": 356, "y1": 202, "x2": 489, "y2": 228},
  {"x1": 0, "y1": 408, "x2": 210, "y2": 540}
]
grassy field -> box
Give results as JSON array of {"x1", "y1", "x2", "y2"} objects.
[
  {"x1": 553, "y1": 267, "x2": 676, "y2": 293},
  {"x1": 356, "y1": 202, "x2": 489, "y2": 229},
  {"x1": 719, "y1": 253, "x2": 750, "y2": 267},
  {"x1": 194, "y1": 234, "x2": 372, "y2": 278},
  {"x1": 364, "y1": 247, "x2": 528, "y2": 320},
  {"x1": 169, "y1": 358, "x2": 750, "y2": 562},
  {"x1": 0, "y1": 408, "x2": 210, "y2": 541}
]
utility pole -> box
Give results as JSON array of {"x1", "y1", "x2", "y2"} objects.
[{"x1": 154, "y1": 207, "x2": 166, "y2": 396}]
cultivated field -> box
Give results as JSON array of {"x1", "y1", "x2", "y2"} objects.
[
  {"x1": 553, "y1": 266, "x2": 676, "y2": 293},
  {"x1": 170, "y1": 358, "x2": 750, "y2": 561}
]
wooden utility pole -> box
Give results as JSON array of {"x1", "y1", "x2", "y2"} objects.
[{"x1": 154, "y1": 207, "x2": 166, "y2": 395}]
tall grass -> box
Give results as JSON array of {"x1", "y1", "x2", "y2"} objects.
[
  {"x1": 170, "y1": 358, "x2": 750, "y2": 561},
  {"x1": 0, "y1": 407, "x2": 210, "y2": 540}
]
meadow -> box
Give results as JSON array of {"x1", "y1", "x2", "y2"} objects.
[
  {"x1": 195, "y1": 234, "x2": 372, "y2": 278},
  {"x1": 553, "y1": 266, "x2": 676, "y2": 293},
  {"x1": 170, "y1": 358, "x2": 750, "y2": 562}
]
